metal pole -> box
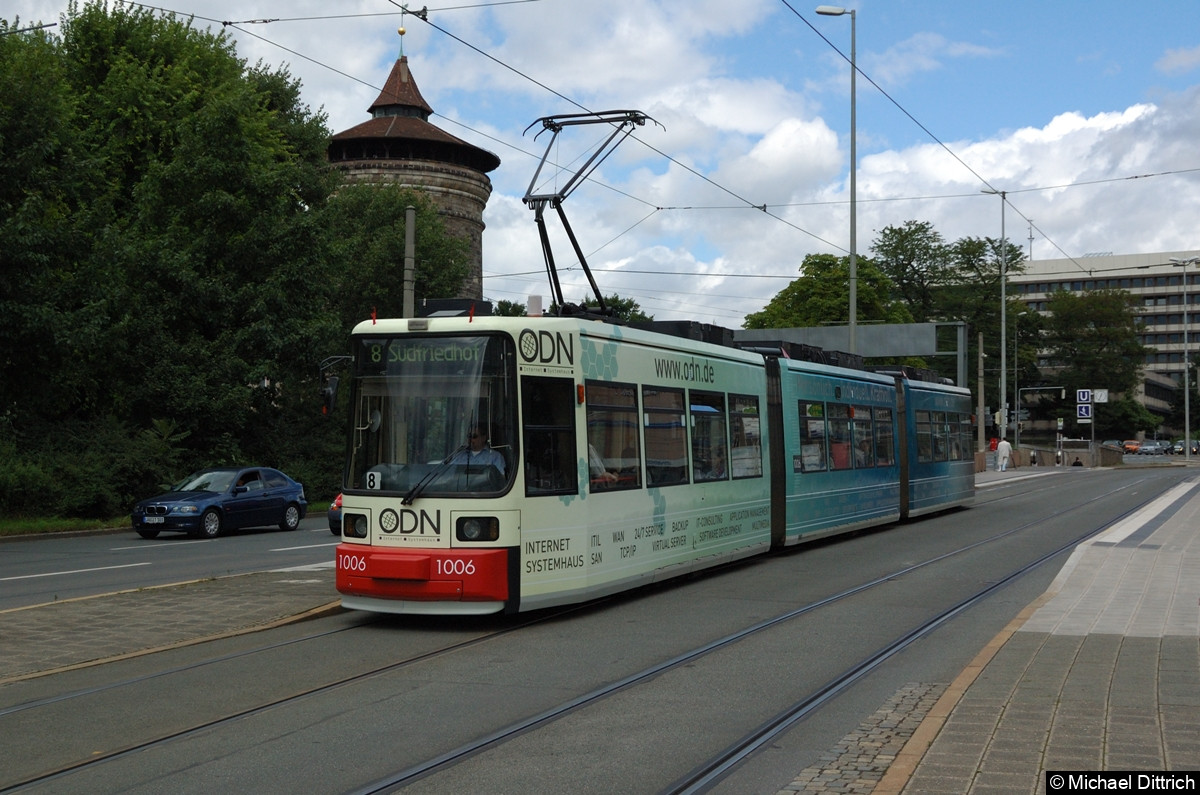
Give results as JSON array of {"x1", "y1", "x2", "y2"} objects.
[
  {"x1": 403, "y1": 205, "x2": 416, "y2": 318},
  {"x1": 983, "y1": 189, "x2": 1007, "y2": 440},
  {"x1": 848, "y1": 9, "x2": 856, "y2": 355},
  {"x1": 816, "y1": 5, "x2": 856, "y2": 354}
]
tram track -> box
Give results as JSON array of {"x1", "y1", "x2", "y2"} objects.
[
  {"x1": 0, "y1": 605, "x2": 590, "y2": 793},
  {"x1": 344, "y1": 472, "x2": 1181, "y2": 794},
  {"x1": 1, "y1": 470, "x2": 1185, "y2": 793}
]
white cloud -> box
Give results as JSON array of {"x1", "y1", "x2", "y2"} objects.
[
  {"x1": 8, "y1": 0, "x2": 1200, "y2": 324},
  {"x1": 1156, "y1": 46, "x2": 1200, "y2": 75}
]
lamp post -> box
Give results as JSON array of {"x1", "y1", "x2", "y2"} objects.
[
  {"x1": 982, "y1": 188, "x2": 1008, "y2": 440},
  {"x1": 1170, "y1": 256, "x2": 1200, "y2": 461},
  {"x1": 816, "y1": 5, "x2": 857, "y2": 354}
]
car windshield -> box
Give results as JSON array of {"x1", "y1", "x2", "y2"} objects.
[{"x1": 173, "y1": 470, "x2": 236, "y2": 493}]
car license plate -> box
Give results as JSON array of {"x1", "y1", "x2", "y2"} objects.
[{"x1": 145, "y1": 516, "x2": 165, "y2": 524}]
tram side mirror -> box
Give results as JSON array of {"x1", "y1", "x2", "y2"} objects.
[{"x1": 321, "y1": 376, "x2": 340, "y2": 416}]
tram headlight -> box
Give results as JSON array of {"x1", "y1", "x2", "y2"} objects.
[
  {"x1": 456, "y1": 516, "x2": 499, "y2": 542},
  {"x1": 344, "y1": 513, "x2": 368, "y2": 539}
]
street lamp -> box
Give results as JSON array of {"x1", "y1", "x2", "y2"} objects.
[
  {"x1": 816, "y1": 4, "x2": 857, "y2": 354},
  {"x1": 1170, "y1": 256, "x2": 1200, "y2": 461},
  {"x1": 982, "y1": 188, "x2": 1008, "y2": 440}
]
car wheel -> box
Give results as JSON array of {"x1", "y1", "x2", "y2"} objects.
[
  {"x1": 137, "y1": 529, "x2": 160, "y2": 539},
  {"x1": 280, "y1": 504, "x2": 301, "y2": 531},
  {"x1": 196, "y1": 509, "x2": 222, "y2": 539}
]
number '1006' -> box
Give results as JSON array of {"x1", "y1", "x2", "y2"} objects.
[{"x1": 437, "y1": 559, "x2": 476, "y2": 576}]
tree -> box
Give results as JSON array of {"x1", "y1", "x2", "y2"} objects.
[
  {"x1": 743, "y1": 253, "x2": 912, "y2": 330},
  {"x1": 319, "y1": 184, "x2": 470, "y2": 332},
  {"x1": 870, "y1": 220, "x2": 953, "y2": 323},
  {"x1": 1165, "y1": 359, "x2": 1198, "y2": 437},
  {"x1": 0, "y1": 5, "x2": 472, "y2": 516},
  {"x1": 926, "y1": 235, "x2": 1029, "y2": 406},
  {"x1": 494, "y1": 299, "x2": 528, "y2": 317},
  {"x1": 580, "y1": 294, "x2": 653, "y2": 324},
  {"x1": 0, "y1": 17, "x2": 85, "y2": 422},
  {"x1": 1039, "y1": 289, "x2": 1151, "y2": 437}
]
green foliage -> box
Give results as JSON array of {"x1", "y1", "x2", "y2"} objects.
[
  {"x1": 1040, "y1": 290, "x2": 1148, "y2": 397},
  {"x1": 494, "y1": 299, "x2": 528, "y2": 317},
  {"x1": 579, "y1": 294, "x2": 653, "y2": 323},
  {"x1": 743, "y1": 253, "x2": 913, "y2": 330},
  {"x1": 1165, "y1": 360, "x2": 1198, "y2": 435},
  {"x1": 1095, "y1": 397, "x2": 1158, "y2": 438},
  {"x1": 0, "y1": 4, "x2": 466, "y2": 518},
  {"x1": 320, "y1": 184, "x2": 469, "y2": 329},
  {"x1": 870, "y1": 220, "x2": 952, "y2": 323}
]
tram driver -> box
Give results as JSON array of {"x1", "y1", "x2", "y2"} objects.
[{"x1": 450, "y1": 424, "x2": 507, "y2": 475}]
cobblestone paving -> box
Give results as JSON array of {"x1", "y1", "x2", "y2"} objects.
[{"x1": 777, "y1": 682, "x2": 947, "y2": 794}]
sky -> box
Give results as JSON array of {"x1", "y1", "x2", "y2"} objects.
[{"x1": 8, "y1": 0, "x2": 1200, "y2": 327}]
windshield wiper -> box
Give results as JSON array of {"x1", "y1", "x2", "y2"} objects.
[{"x1": 401, "y1": 444, "x2": 466, "y2": 505}]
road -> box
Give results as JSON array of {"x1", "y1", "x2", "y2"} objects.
[
  {"x1": 0, "y1": 517, "x2": 337, "y2": 611},
  {"x1": 3, "y1": 465, "x2": 1190, "y2": 793}
]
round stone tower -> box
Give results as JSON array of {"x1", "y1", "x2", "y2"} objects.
[{"x1": 327, "y1": 54, "x2": 500, "y2": 300}]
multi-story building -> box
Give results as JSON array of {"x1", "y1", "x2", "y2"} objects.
[{"x1": 1009, "y1": 250, "x2": 1200, "y2": 419}]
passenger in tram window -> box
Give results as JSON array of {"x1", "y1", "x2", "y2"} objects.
[
  {"x1": 450, "y1": 424, "x2": 507, "y2": 475},
  {"x1": 588, "y1": 444, "x2": 618, "y2": 486},
  {"x1": 708, "y1": 448, "x2": 727, "y2": 479},
  {"x1": 696, "y1": 448, "x2": 727, "y2": 481},
  {"x1": 855, "y1": 438, "x2": 873, "y2": 468}
]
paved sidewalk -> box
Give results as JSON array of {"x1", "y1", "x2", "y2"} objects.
[
  {"x1": 889, "y1": 476, "x2": 1200, "y2": 792},
  {"x1": 0, "y1": 569, "x2": 339, "y2": 683},
  {"x1": 779, "y1": 467, "x2": 1200, "y2": 794}
]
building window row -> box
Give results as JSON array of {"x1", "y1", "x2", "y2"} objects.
[{"x1": 1015, "y1": 274, "x2": 1198, "y2": 294}]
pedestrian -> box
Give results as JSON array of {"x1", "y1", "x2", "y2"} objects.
[{"x1": 996, "y1": 437, "x2": 1013, "y2": 471}]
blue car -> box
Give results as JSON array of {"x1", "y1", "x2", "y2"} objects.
[{"x1": 132, "y1": 467, "x2": 307, "y2": 539}]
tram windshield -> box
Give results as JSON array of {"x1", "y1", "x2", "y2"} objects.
[{"x1": 347, "y1": 334, "x2": 517, "y2": 497}]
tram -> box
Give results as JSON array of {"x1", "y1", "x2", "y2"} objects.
[{"x1": 332, "y1": 315, "x2": 974, "y2": 615}]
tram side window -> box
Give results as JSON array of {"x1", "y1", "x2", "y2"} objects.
[
  {"x1": 950, "y1": 413, "x2": 967, "y2": 460},
  {"x1": 585, "y1": 380, "x2": 641, "y2": 492},
  {"x1": 852, "y1": 404, "x2": 874, "y2": 468},
  {"x1": 874, "y1": 408, "x2": 896, "y2": 466},
  {"x1": 915, "y1": 410, "x2": 934, "y2": 463},
  {"x1": 959, "y1": 414, "x2": 974, "y2": 461},
  {"x1": 932, "y1": 411, "x2": 949, "y2": 461},
  {"x1": 827, "y1": 403, "x2": 852, "y2": 470},
  {"x1": 798, "y1": 401, "x2": 827, "y2": 472},
  {"x1": 643, "y1": 386, "x2": 688, "y2": 487},
  {"x1": 730, "y1": 394, "x2": 763, "y2": 478},
  {"x1": 522, "y1": 376, "x2": 578, "y2": 496},
  {"x1": 690, "y1": 390, "x2": 728, "y2": 482}
]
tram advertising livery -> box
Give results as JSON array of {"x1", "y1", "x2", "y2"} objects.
[{"x1": 331, "y1": 315, "x2": 974, "y2": 616}]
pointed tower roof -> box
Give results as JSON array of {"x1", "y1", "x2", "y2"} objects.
[
  {"x1": 329, "y1": 56, "x2": 499, "y2": 174},
  {"x1": 369, "y1": 55, "x2": 434, "y2": 118}
]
